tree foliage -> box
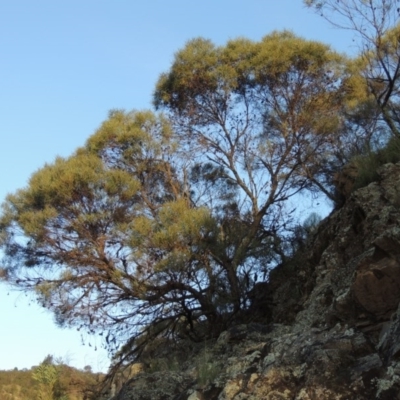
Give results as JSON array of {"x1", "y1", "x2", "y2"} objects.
[
  {"x1": 32, "y1": 362, "x2": 60, "y2": 400},
  {"x1": 0, "y1": 358, "x2": 102, "y2": 400},
  {"x1": 155, "y1": 32, "x2": 347, "y2": 199},
  {"x1": 0, "y1": 27, "x2": 393, "y2": 370},
  {"x1": 305, "y1": 0, "x2": 400, "y2": 138}
]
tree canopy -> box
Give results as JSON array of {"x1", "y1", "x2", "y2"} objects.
[
  {"x1": 2, "y1": 17, "x2": 400, "y2": 370},
  {"x1": 305, "y1": 0, "x2": 400, "y2": 139}
]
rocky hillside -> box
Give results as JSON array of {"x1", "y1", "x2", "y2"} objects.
[{"x1": 106, "y1": 162, "x2": 400, "y2": 400}]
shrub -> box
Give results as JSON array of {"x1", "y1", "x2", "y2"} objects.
[
  {"x1": 334, "y1": 137, "x2": 400, "y2": 201},
  {"x1": 195, "y1": 347, "x2": 221, "y2": 387}
]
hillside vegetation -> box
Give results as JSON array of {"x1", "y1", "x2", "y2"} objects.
[
  {"x1": 1, "y1": 1, "x2": 400, "y2": 394},
  {"x1": 0, "y1": 356, "x2": 103, "y2": 400}
]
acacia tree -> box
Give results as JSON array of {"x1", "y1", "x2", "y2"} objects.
[
  {"x1": 154, "y1": 32, "x2": 347, "y2": 306},
  {"x1": 305, "y1": 0, "x2": 400, "y2": 138},
  {"x1": 0, "y1": 111, "x2": 223, "y2": 354},
  {"x1": 1, "y1": 32, "x2": 349, "y2": 368},
  {"x1": 155, "y1": 31, "x2": 351, "y2": 198}
]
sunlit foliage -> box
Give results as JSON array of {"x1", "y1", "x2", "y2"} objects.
[{"x1": 2, "y1": 17, "x2": 400, "y2": 372}]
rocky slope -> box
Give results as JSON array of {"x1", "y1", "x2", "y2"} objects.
[{"x1": 107, "y1": 162, "x2": 400, "y2": 400}]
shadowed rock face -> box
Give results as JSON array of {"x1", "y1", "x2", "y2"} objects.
[{"x1": 108, "y1": 163, "x2": 400, "y2": 400}]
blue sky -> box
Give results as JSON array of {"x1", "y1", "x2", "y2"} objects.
[{"x1": 0, "y1": 1, "x2": 355, "y2": 372}]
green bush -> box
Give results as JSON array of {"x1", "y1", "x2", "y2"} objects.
[
  {"x1": 351, "y1": 136, "x2": 400, "y2": 192},
  {"x1": 334, "y1": 136, "x2": 400, "y2": 204},
  {"x1": 195, "y1": 348, "x2": 221, "y2": 387}
]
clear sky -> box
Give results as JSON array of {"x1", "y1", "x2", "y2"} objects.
[{"x1": 0, "y1": 0, "x2": 355, "y2": 372}]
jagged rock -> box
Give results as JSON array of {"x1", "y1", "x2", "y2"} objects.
[
  {"x1": 109, "y1": 162, "x2": 400, "y2": 400},
  {"x1": 352, "y1": 256, "x2": 400, "y2": 318},
  {"x1": 112, "y1": 371, "x2": 193, "y2": 400}
]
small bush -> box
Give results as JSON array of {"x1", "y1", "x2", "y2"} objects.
[
  {"x1": 353, "y1": 136, "x2": 400, "y2": 190},
  {"x1": 334, "y1": 136, "x2": 400, "y2": 201},
  {"x1": 195, "y1": 349, "x2": 221, "y2": 387}
]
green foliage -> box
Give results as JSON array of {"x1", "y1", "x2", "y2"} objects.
[
  {"x1": 305, "y1": 0, "x2": 400, "y2": 139},
  {"x1": 3, "y1": 18, "x2": 400, "y2": 380},
  {"x1": 155, "y1": 31, "x2": 345, "y2": 135},
  {"x1": 351, "y1": 136, "x2": 400, "y2": 191},
  {"x1": 195, "y1": 347, "x2": 221, "y2": 387},
  {"x1": 0, "y1": 32, "x2": 350, "y2": 368},
  {"x1": 32, "y1": 362, "x2": 60, "y2": 400},
  {"x1": 0, "y1": 110, "x2": 224, "y2": 359},
  {"x1": 155, "y1": 31, "x2": 350, "y2": 204},
  {"x1": 0, "y1": 368, "x2": 35, "y2": 400},
  {"x1": 0, "y1": 360, "x2": 102, "y2": 400}
]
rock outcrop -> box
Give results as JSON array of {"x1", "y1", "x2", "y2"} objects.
[{"x1": 108, "y1": 162, "x2": 400, "y2": 399}]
